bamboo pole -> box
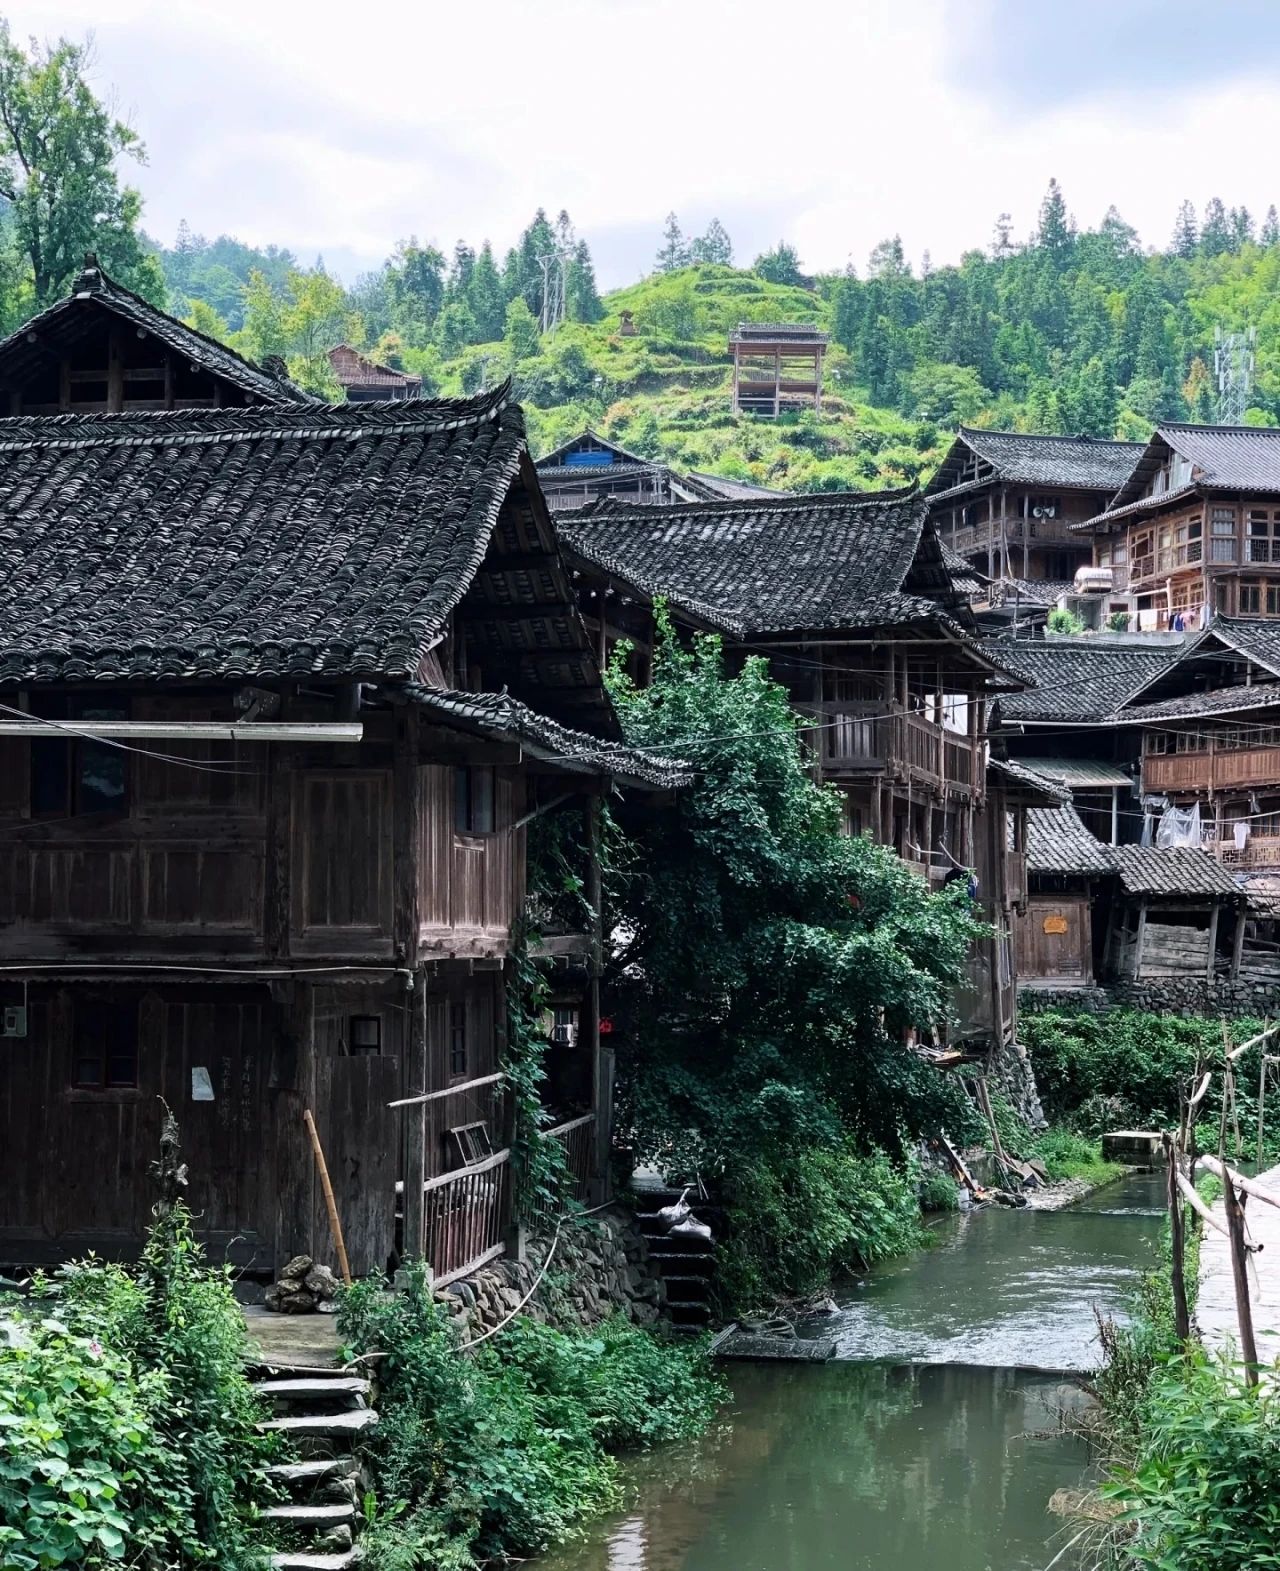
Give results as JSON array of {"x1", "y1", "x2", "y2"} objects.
[
  {"x1": 1174, "y1": 1164, "x2": 1230, "y2": 1239},
  {"x1": 1222, "y1": 1166, "x2": 1260, "y2": 1384},
  {"x1": 302, "y1": 1108, "x2": 352, "y2": 1287},
  {"x1": 1197, "y1": 1155, "x2": 1280, "y2": 1212}
]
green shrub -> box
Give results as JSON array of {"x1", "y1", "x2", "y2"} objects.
[
  {"x1": 716, "y1": 1142, "x2": 928, "y2": 1309},
  {"x1": 918, "y1": 1168, "x2": 960, "y2": 1212},
  {"x1": 339, "y1": 1260, "x2": 723, "y2": 1568},
  {"x1": 1106, "y1": 1355, "x2": 1280, "y2": 1568},
  {"x1": 1046, "y1": 607, "x2": 1085, "y2": 634},
  {"x1": 2, "y1": 1206, "x2": 272, "y2": 1569}
]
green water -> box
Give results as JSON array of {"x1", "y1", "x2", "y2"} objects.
[{"x1": 537, "y1": 1170, "x2": 1167, "y2": 1571}]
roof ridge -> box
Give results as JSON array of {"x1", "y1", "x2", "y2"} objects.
[
  {"x1": 958, "y1": 425, "x2": 1141, "y2": 449},
  {"x1": 0, "y1": 382, "x2": 515, "y2": 452},
  {"x1": 568, "y1": 487, "x2": 920, "y2": 522}
]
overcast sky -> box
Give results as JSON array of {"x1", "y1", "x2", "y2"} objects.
[{"x1": 11, "y1": 0, "x2": 1280, "y2": 288}]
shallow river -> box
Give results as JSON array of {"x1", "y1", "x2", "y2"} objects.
[{"x1": 536, "y1": 1170, "x2": 1166, "y2": 1571}]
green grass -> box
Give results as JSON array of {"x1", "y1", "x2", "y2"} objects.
[{"x1": 1027, "y1": 1125, "x2": 1125, "y2": 1186}]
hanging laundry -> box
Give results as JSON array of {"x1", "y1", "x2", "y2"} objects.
[{"x1": 1235, "y1": 820, "x2": 1253, "y2": 852}]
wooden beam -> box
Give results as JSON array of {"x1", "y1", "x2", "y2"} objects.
[
  {"x1": 0, "y1": 721, "x2": 364, "y2": 741},
  {"x1": 1133, "y1": 903, "x2": 1148, "y2": 977},
  {"x1": 1207, "y1": 904, "x2": 1221, "y2": 983},
  {"x1": 107, "y1": 327, "x2": 123, "y2": 412},
  {"x1": 402, "y1": 972, "x2": 428, "y2": 1261}
]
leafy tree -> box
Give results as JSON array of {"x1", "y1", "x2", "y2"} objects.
[
  {"x1": 606, "y1": 615, "x2": 981, "y2": 1280},
  {"x1": 279, "y1": 268, "x2": 348, "y2": 395},
  {"x1": 991, "y1": 212, "x2": 1016, "y2": 259},
  {"x1": 435, "y1": 298, "x2": 478, "y2": 357},
  {"x1": 868, "y1": 235, "x2": 909, "y2": 279},
  {"x1": 1230, "y1": 204, "x2": 1256, "y2": 248},
  {"x1": 387, "y1": 239, "x2": 446, "y2": 335},
  {"x1": 503, "y1": 297, "x2": 542, "y2": 361},
  {"x1": 182, "y1": 297, "x2": 230, "y2": 343},
  {"x1": 1035, "y1": 177, "x2": 1073, "y2": 262},
  {"x1": 445, "y1": 240, "x2": 475, "y2": 303},
  {"x1": 467, "y1": 240, "x2": 507, "y2": 341},
  {"x1": 236, "y1": 269, "x2": 287, "y2": 364},
  {"x1": 566, "y1": 239, "x2": 603, "y2": 323},
  {"x1": 690, "y1": 218, "x2": 733, "y2": 266},
  {"x1": 0, "y1": 23, "x2": 159, "y2": 307},
  {"x1": 752, "y1": 240, "x2": 803, "y2": 285},
  {"x1": 1201, "y1": 196, "x2": 1231, "y2": 257},
  {"x1": 656, "y1": 211, "x2": 689, "y2": 272},
  {"x1": 1263, "y1": 206, "x2": 1280, "y2": 247},
  {"x1": 1170, "y1": 200, "x2": 1199, "y2": 258}
]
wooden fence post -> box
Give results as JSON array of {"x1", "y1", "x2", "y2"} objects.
[
  {"x1": 1222, "y1": 1168, "x2": 1260, "y2": 1385},
  {"x1": 1163, "y1": 1133, "x2": 1190, "y2": 1343}
]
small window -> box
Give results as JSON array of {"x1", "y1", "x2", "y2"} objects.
[
  {"x1": 449, "y1": 1001, "x2": 468, "y2": 1077},
  {"x1": 453, "y1": 767, "x2": 495, "y2": 835},
  {"x1": 29, "y1": 699, "x2": 128, "y2": 819},
  {"x1": 73, "y1": 1001, "x2": 138, "y2": 1089},
  {"x1": 449, "y1": 1121, "x2": 492, "y2": 1167},
  {"x1": 348, "y1": 1015, "x2": 382, "y2": 1056}
]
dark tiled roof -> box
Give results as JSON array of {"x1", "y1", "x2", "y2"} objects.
[
  {"x1": 940, "y1": 541, "x2": 990, "y2": 596},
  {"x1": 329, "y1": 344, "x2": 421, "y2": 391},
  {"x1": 537, "y1": 428, "x2": 652, "y2": 469},
  {"x1": 559, "y1": 492, "x2": 962, "y2": 638},
  {"x1": 1026, "y1": 804, "x2": 1113, "y2": 874},
  {"x1": 728, "y1": 322, "x2": 828, "y2": 345},
  {"x1": 1108, "y1": 845, "x2": 1242, "y2": 899},
  {"x1": 1077, "y1": 481, "x2": 1199, "y2": 531},
  {"x1": 988, "y1": 578, "x2": 1074, "y2": 609},
  {"x1": 1158, "y1": 423, "x2": 1280, "y2": 492},
  {"x1": 1195, "y1": 618, "x2": 1280, "y2": 679},
  {"x1": 988, "y1": 756, "x2": 1069, "y2": 805},
  {"x1": 926, "y1": 429, "x2": 1141, "y2": 499},
  {"x1": 406, "y1": 687, "x2": 689, "y2": 789},
  {"x1": 0, "y1": 386, "x2": 524, "y2": 685},
  {"x1": 989, "y1": 639, "x2": 1180, "y2": 722},
  {"x1": 3, "y1": 260, "x2": 314, "y2": 406},
  {"x1": 1120, "y1": 682, "x2": 1280, "y2": 723}
]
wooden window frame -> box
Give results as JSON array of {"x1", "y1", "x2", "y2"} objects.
[
  {"x1": 448, "y1": 1000, "x2": 468, "y2": 1079},
  {"x1": 72, "y1": 999, "x2": 139, "y2": 1091},
  {"x1": 29, "y1": 697, "x2": 131, "y2": 821},
  {"x1": 453, "y1": 766, "x2": 496, "y2": 836}
]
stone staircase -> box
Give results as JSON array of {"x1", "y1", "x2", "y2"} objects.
[
  {"x1": 255, "y1": 1372, "x2": 377, "y2": 1569},
  {"x1": 633, "y1": 1186, "x2": 721, "y2": 1331}
]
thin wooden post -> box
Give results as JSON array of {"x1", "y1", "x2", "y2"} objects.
[
  {"x1": 1163, "y1": 1132, "x2": 1191, "y2": 1342},
  {"x1": 1223, "y1": 1166, "x2": 1260, "y2": 1383},
  {"x1": 403, "y1": 971, "x2": 428, "y2": 1262},
  {"x1": 1258, "y1": 1052, "x2": 1268, "y2": 1169},
  {"x1": 302, "y1": 1108, "x2": 352, "y2": 1286},
  {"x1": 1133, "y1": 903, "x2": 1148, "y2": 977},
  {"x1": 585, "y1": 792, "x2": 607, "y2": 1203},
  {"x1": 1232, "y1": 908, "x2": 1247, "y2": 980}
]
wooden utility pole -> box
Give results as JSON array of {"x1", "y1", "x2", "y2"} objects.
[{"x1": 1222, "y1": 1167, "x2": 1259, "y2": 1384}]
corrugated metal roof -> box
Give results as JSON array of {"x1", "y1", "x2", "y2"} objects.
[{"x1": 1018, "y1": 757, "x2": 1134, "y2": 788}]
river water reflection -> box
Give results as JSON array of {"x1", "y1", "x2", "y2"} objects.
[{"x1": 534, "y1": 1171, "x2": 1167, "y2": 1571}]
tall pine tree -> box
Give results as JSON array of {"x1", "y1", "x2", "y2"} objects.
[{"x1": 656, "y1": 213, "x2": 689, "y2": 272}]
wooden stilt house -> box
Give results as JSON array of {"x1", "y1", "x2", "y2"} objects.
[{"x1": 0, "y1": 384, "x2": 682, "y2": 1285}]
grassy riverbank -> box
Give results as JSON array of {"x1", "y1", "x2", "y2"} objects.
[{"x1": 338, "y1": 1264, "x2": 725, "y2": 1570}]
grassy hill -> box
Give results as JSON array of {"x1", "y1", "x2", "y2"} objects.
[{"x1": 428, "y1": 266, "x2": 945, "y2": 492}]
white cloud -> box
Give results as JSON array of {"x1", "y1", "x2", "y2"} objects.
[{"x1": 8, "y1": 0, "x2": 1280, "y2": 284}]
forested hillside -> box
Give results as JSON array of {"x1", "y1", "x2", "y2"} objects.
[
  {"x1": 145, "y1": 186, "x2": 1280, "y2": 492},
  {"x1": 0, "y1": 12, "x2": 1276, "y2": 494}
]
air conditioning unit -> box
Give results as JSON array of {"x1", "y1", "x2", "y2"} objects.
[
  {"x1": 550, "y1": 1023, "x2": 578, "y2": 1047},
  {"x1": 2, "y1": 1006, "x2": 27, "y2": 1038}
]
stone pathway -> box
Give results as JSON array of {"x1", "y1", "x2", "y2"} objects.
[{"x1": 1197, "y1": 1161, "x2": 1280, "y2": 1372}]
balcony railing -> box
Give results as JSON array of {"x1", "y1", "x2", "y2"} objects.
[
  {"x1": 540, "y1": 1112, "x2": 594, "y2": 1206},
  {"x1": 804, "y1": 705, "x2": 980, "y2": 794},
  {"x1": 421, "y1": 1148, "x2": 511, "y2": 1287},
  {"x1": 1206, "y1": 834, "x2": 1280, "y2": 869},
  {"x1": 1144, "y1": 743, "x2": 1280, "y2": 794}
]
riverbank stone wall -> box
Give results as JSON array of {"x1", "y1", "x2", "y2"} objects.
[
  {"x1": 1021, "y1": 978, "x2": 1280, "y2": 1018},
  {"x1": 434, "y1": 1210, "x2": 665, "y2": 1339}
]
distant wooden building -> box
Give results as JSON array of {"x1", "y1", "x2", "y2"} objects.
[
  {"x1": 729, "y1": 322, "x2": 828, "y2": 416},
  {"x1": 1018, "y1": 803, "x2": 1113, "y2": 986},
  {"x1": 329, "y1": 343, "x2": 422, "y2": 402},
  {"x1": 0, "y1": 256, "x2": 310, "y2": 414},
  {"x1": 0, "y1": 383, "x2": 680, "y2": 1284},
  {"x1": 927, "y1": 429, "x2": 1141, "y2": 592},
  {"x1": 1083, "y1": 423, "x2": 1280, "y2": 632},
  {"x1": 534, "y1": 430, "x2": 782, "y2": 513}
]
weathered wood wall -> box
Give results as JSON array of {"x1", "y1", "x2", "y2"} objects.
[{"x1": 1017, "y1": 895, "x2": 1093, "y2": 983}]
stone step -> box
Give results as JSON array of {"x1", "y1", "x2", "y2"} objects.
[
  {"x1": 269, "y1": 1553, "x2": 362, "y2": 1571},
  {"x1": 259, "y1": 1409, "x2": 378, "y2": 1440},
  {"x1": 255, "y1": 1377, "x2": 371, "y2": 1403},
  {"x1": 267, "y1": 1459, "x2": 361, "y2": 1488},
  {"x1": 263, "y1": 1504, "x2": 356, "y2": 1527}
]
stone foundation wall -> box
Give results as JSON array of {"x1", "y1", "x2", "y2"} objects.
[
  {"x1": 1021, "y1": 978, "x2": 1280, "y2": 1018},
  {"x1": 435, "y1": 1210, "x2": 665, "y2": 1340}
]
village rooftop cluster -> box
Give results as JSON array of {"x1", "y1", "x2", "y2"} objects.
[{"x1": 1, "y1": 264, "x2": 1279, "y2": 1291}]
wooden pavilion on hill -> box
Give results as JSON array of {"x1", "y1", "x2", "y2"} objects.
[
  {"x1": 0, "y1": 383, "x2": 684, "y2": 1286},
  {"x1": 0, "y1": 256, "x2": 311, "y2": 414},
  {"x1": 729, "y1": 322, "x2": 828, "y2": 416}
]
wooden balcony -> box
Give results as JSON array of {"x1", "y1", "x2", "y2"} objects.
[
  {"x1": 1144, "y1": 743, "x2": 1280, "y2": 795},
  {"x1": 806, "y1": 705, "x2": 980, "y2": 795}
]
